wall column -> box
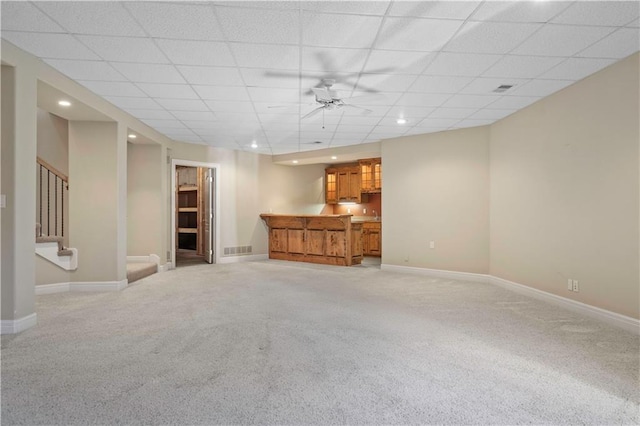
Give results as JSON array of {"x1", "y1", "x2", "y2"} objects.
[
  {"x1": 1, "y1": 63, "x2": 38, "y2": 333},
  {"x1": 68, "y1": 121, "x2": 127, "y2": 285}
]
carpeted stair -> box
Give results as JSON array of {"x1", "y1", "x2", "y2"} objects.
[
  {"x1": 35, "y1": 223, "x2": 71, "y2": 257},
  {"x1": 126, "y1": 262, "x2": 158, "y2": 284}
]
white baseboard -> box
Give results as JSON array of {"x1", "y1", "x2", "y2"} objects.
[
  {"x1": 218, "y1": 254, "x2": 268, "y2": 264},
  {"x1": 36, "y1": 279, "x2": 128, "y2": 294},
  {"x1": 490, "y1": 276, "x2": 639, "y2": 335},
  {"x1": 1, "y1": 313, "x2": 37, "y2": 334},
  {"x1": 381, "y1": 264, "x2": 490, "y2": 283},
  {"x1": 36, "y1": 282, "x2": 70, "y2": 295},
  {"x1": 127, "y1": 254, "x2": 160, "y2": 264},
  {"x1": 158, "y1": 263, "x2": 170, "y2": 272}
]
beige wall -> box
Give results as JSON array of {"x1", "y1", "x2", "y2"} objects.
[
  {"x1": 69, "y1": 121, "x2": 127, "y2": 283},
  {"x1": 381, "y1": 127, "x2": 491, "y2": 274},
  {"x1": 127, "y1": 143, "x2": 164, "y2": 258},
  {"x1": 169, "y1": 141, "x2": 326, "y2": 257},
  {"x1": 1, "y1": 60, "x2": 38, "y2": 321},
  {"x1": 36, "y1": 108, "x2": 68, "y2": 175},
  {"x1": 490, "y1": 53, "x2": 640, "y2": 319}
]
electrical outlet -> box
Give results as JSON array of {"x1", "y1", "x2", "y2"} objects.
[
  {"x1": 572, "y1": 280, "x2": 579, "y2": 292},
  {"x1": 347, "y1": 208, "x2": 351, "y2": 214},
  {"x1": 363, "y1": 208, "x2": 367, "y2": 214},
  {"x1": 429, "y1": 241, "x2": 435, "y2": 249}
]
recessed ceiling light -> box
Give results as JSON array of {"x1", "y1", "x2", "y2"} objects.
[
  {"x1": 128, "y1": 134, "x2": 137, "y2": 139},
  {"x1": 58, "y1": 100, "x2": 71, "y2": 107},
  {"x1": 396, "y1": 118, "x2": 407, "y2": 125},
  {"x1": 251, "y1": 141, "x2": 258, "y2": 148},
  {"x1": 331, "y1": 156, "x2": 337, "y2": 160},
  {"x1": 292, "y1": 160, "x2": 298, "y2": 164}
]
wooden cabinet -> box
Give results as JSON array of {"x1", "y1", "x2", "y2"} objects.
[
  {"x1": 260, "y1": 214, "x2": 363, "y2": 266},
  {"x1": 362, "y1": 221, "x2": 381, "y2": 256},
  {"x1": 360, "y1": 158, "x2": 382, "y2": 193},
  {"x1": 176, "y1": 167, "x2": 204, "y2": 254},
  {"x1": 326, "y1": 165, "x2": 361, "y2": 204}
]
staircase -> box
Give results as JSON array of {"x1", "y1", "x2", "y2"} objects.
[{"x1": 35, "y1": 223, "x2": 77, "y2": 271}]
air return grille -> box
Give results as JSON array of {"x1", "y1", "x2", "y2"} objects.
[{"x1": 223, "y1": 245, "x2": 252, "y2": 256}]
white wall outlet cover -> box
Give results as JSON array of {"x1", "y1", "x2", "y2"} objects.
[{"x1": 429, "y1": 241, "x2": 435, "y2": 249}]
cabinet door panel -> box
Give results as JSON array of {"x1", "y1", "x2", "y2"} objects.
[
  {"x1": 306, "y1": 230, "x2": 325, "y2": 256},
  {"x1": 288, "y1": 229, "x2": 305, "y2": 254},
  {"x1": 337, "y1": 171, "x2": 350, "y2": 201},
  {"x1": 271, "y1": 229, "x2": 287, "y2": 253},
  {"x1": 368, "y1": 230, "x2": 381, "y2": 255},
  {"x1": 326, "y1": 231, "x2": 346, "y2": 257}
]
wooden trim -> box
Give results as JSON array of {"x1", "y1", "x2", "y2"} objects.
[{"x1": 37, "y1": 157, "x2": 68, "y2": 182}]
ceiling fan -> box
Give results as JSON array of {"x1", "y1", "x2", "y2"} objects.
[{"x1": 303, "y1": 79, "x2": 376, "y2": 120}]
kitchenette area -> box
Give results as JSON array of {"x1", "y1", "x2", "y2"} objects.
[{"x1": 260, "y1": 158, "x2": 381, "y2": 267}]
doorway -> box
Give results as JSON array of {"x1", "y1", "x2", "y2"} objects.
[{"x1": 171, "y1": 160, "x2": 219, "y2": 268}]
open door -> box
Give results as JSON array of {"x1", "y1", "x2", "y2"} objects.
[{"x1": 203, "y1": 168, "x2": 214, "y2": 264}]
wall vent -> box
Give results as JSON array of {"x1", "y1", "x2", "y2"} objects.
[
  {"x1": 493, "y1": 84, "x2": 514, "y2": 93},
  {"x1": 223, "y1": 245, "x2": 253, "y2": 256}
]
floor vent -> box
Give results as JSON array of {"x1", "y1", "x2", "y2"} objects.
[{"x1": 223, "y1": 245, "x2": 252, "y2": 256}]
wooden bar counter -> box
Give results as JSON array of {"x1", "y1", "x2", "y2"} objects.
[{"x1": 260, "y1": 214, "x2": 363, "y2": 266}]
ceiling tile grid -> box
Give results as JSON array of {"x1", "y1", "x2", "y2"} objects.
[{"x1": 1, "y1": 1, "x2": 638, "y2": 155}]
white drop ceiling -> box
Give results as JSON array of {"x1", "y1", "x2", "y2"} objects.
[{"x1": 2, "y1": 1, "x2": 638, "y2": 155}]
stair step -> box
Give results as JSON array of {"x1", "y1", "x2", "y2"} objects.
[
  {"x1": 36, "y1": 235, "x2": 63, "y2": 244},
  {"x1": 126, "y1": 262, "x2": 157, "y2": 284}
]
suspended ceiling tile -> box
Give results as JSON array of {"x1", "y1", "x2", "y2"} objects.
[
  {"x1": 1, "y1": 2, "x2": 64, "y2": 32},
  {"x1": 470, "y1": 1, "x2": 571, "y2": 24},
  {"x1": 508, "y1": 79, "x2": 574, "y2": 97},
  {"x1": 123, "y1": 108, "x2": 176, "y2": 120},
  {"x1": 77, "y1": 35, "x2": 167, "y2": 63},
  {"x1": 577, "y1": 28, "x2": 640, "y2": 59},
  {"x1": 125, "y1": 2, "x2": 225, "y2": 40},
  {"x1": 424, "y1": 52, "x2": 502, "y2": 77},
  {"x1": 240, "y1": 68, "x2": 300, "y2": 89},
  {"x1": 301, "y1": 47, "x2": 370, "y2": 72},
  {"x1": 154, "y1": 98, "x2": 209, "y2": 111},
  {"x1": 396, "y1": 93, "x2": 452, "y2": 107},
  {"x1": 141, "y1": 119, "x2": 186, "y2": 129},
  {"x1": 459, "y1": 77, "x2": 529, "y2": 95},
  {"x1": 111, "y1": 63, "x2": 186, "y2": 84},
  {"x1": 404, "y1": 127, "x2": 447, "y2": 136},
  {"x1": 44, "y1": 59, "x2": 126, "y2": 81},
  {"x1": 454, "y1": 118, "x2": 495, "y2": 129},
  {"x1": 156, "y1": 39, "x2": 235, "y2": 66},
  {"x1": 78, "y1": 81, "x2": 146, "y2": 97},
  {"x1": 333, "y1": 124, "x2": 376, "y2": 134},
  {"x1": 216, "y1": 6, "x2": 300, "y2": 44},
  {"x1": 445, "y1": 21, "x2": 541, "y2": 54},
  {"x1": 341, "y1": 104, "x2": 391, "y2": 116},
  {"x1": 302, "y1": 12, "x2": 383, "y2": 48},
  {"x1": 388, "y1": 1, "x2": 480, "y2": 20},
  {"x1": 376, "y1": 17, "x2": 464, "y2": 51},
  {"x1": 409, "y1": 75, "x2": 474, "y2": 93},
  {"x1": 376, "y1": 116, "x2": 416, "y2": 127},
  {"x1": 177, "y1": 66, "x2": 245, "y2": 86},
  {"x1": 416, "y1": 117, "x2": 460, "y2": 128},
  {"x1": 385, "y1": 106, "x2": 436, "y2": 120},
  {"x1": 512, "y1": 25, "x2": 615, "y2": 57},
  {"x1": 628, "y1": 18, "x2": 640, "y2": 27},
  {"x1": 231, "y1": 43, "x2": 300, "y2": 70},
  {"x1": 428, "y1": 107, "x2": 478, "y2": 119},
  {"x1": 171, "y1": 110, "x2": 217, "y2": 121},
  {"x1": 180, "y1": 120, "x2": 223, "y2": 129},
  {"x1": 194, "y1": 86, "x2": 251, "y2": 101},
  {"x1": 364, "y1": 50, "x2": 436, "y2": 74},
  {"x1": 37, "y1": 2, "x2": 146, "y2": 36},
  {"x1": 488, "y1": 95, "x2": 541, "y2": 110},
  {"x1": 355, "y1": 74, "x2": 418, "y2": 93},
  {"x1": 137, "y1": 83, "x2": 199, "y2": 100},
  {"x1": 104, "y1": 96, "x2": 163, "y2": 110},
  {"x1": 539, "y1": 57, "x2": 616, "y2": 81},
  {"x1": 468, "y1": 108, "x2": 516, "y2": 120},
  {"x1": 204, "y1": 100, "x2": 255, "y2": 113},
  {"x1": 442, "y1": 94, "x2": 501, "y2": 108},
  {"x1": 2, "y1": 32, "x2": 99, "y2": 60},
  {"x1": 214, "y1": 112, "x2": 260, "y2": 123},
  {"x1": 338, "y1": 115, "x2": 383, "y2": 126},
  {"x1": 482, "y1": 55, "x2": 565, "y2": 79},
  {"x1": 302, "y1": 1, "x2": 390, "y2": 15},
  {"x1": 551, "y1": 1, "x2": 640, "y2": 27},
  {"x1": 248, "y1": 87, "x2": 300, "y2": 103}
]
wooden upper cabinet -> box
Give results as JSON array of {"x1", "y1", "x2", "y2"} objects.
[
  {"x1": 359, "y1": 158, "x2": 382, "y2": 193},
  {"x1": 326, "y1": 165, "x2": 361, "y2": 204}
]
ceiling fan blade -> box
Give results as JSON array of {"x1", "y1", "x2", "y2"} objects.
[
  {"x1": 342, "y1": 104, "x2": 373, "y2": 115},
  {"x1": 311, "y1": 87, "x2": 333, "y2": 102},
  {"x1": 301, "y1": 106, "x2": 325, "y2": 120},
  {"x1": 341, "y1": 94, "x2": 386, "y2": 104}
]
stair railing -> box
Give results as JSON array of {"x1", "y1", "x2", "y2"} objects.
[{"x1": 37, "y1": 157, "x2": 68, "y2": 238}]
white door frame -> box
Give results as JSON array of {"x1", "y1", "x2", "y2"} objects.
[{"x1": 171, "y1": 159, "x2": 220, "y2": 269}]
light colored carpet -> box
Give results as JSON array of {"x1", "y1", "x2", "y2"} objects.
[
  {"x1": 126, "y1": 262, "x2": 158, "y2": 284},
  {"x1": 1, "y1": 260, "x2": 638, "y2": 425}
]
